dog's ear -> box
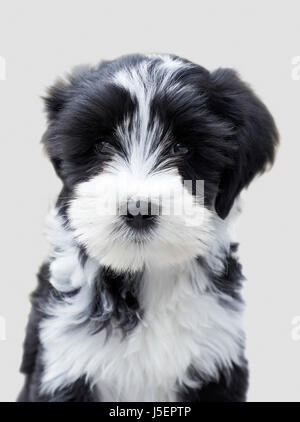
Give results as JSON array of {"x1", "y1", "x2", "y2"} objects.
[
  {"x1": 41, "y1": 78, "x2": 74, "y2": 179},
  {"x1": 43, "y1": 79, "x2": 72, "y2": 122},
  {"x1": 209, "y1": 68, "x2": 279, "y2": 219},
  {"x1": 42, "y1": 64, "x2": 104, "y2": 122}
]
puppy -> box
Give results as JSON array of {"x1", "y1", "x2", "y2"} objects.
[{"x1": 18, "y1": 54, "x2": 278, "y2": 402}]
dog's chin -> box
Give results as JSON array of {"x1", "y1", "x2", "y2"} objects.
[
  {"x1": 88, "y1": 243, "x2": 193, "y2": 273},
  {"x1": 78, "y1": 227, "x2": 206, "y2": 273}
]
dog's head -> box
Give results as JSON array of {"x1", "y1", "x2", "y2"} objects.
[{"x1": 42, "y1": 54, "x2": 278, "y2": 272}]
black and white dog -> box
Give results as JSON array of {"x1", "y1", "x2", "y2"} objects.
[{"x1": 18, "y1": 54, "x2": 278, "y2": 402}]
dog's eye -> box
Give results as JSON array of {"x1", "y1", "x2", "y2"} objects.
[
  {"x1": 95, "y1": 140, "x2": 112, "y2": 155},
  {"x1": 171, "y1": 143, "x2": 190, "y2": 155}
]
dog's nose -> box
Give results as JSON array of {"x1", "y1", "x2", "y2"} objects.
[{"x1": 124, "y1": 200, "x2": 157, "y2": 230}]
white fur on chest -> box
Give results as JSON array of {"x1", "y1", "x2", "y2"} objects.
[{"x1": 40, "y1": 250, "x2": 244, "y2": 402}]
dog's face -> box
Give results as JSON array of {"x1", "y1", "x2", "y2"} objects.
[{"x1": 43, "y1": 54, "x2": 278, "y2": 272}]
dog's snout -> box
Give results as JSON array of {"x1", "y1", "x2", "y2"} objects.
[{"x1": 124, "y1": 200, "x2": 157, "y2": 230}]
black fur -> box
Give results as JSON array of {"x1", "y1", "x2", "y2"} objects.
[
  {"x1": 89, "y1": 266, "x2": 143, "y2": 335},
  {"x1": 179, "y1": 360, "x2": 249, "y2": 402}
]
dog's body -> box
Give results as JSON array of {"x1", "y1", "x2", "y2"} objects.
[{"x1": 18, "y1": 54, "x2": 278, "y2": 402}]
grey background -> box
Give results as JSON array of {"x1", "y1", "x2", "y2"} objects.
[{"x1": 0, "y1": 0, "x2": 299, "y2": 402}]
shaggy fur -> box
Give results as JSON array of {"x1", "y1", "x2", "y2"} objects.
[{"x1": 18, "y1": 53, "x2": 278, "y2": 402}]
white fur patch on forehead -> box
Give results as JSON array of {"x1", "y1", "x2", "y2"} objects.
[
  {"x1": 111, "y1": 55, "x2": 192, "y2": 176},
  {"x1": 113, "y1": 115, "x2": 171, "y2": 178},
  {"x1": 146, "y1": 53, "x2": 189, "y2": 71},
  {"x1": 112, "y1": 54, "x2": 191, "y2": 98}
]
